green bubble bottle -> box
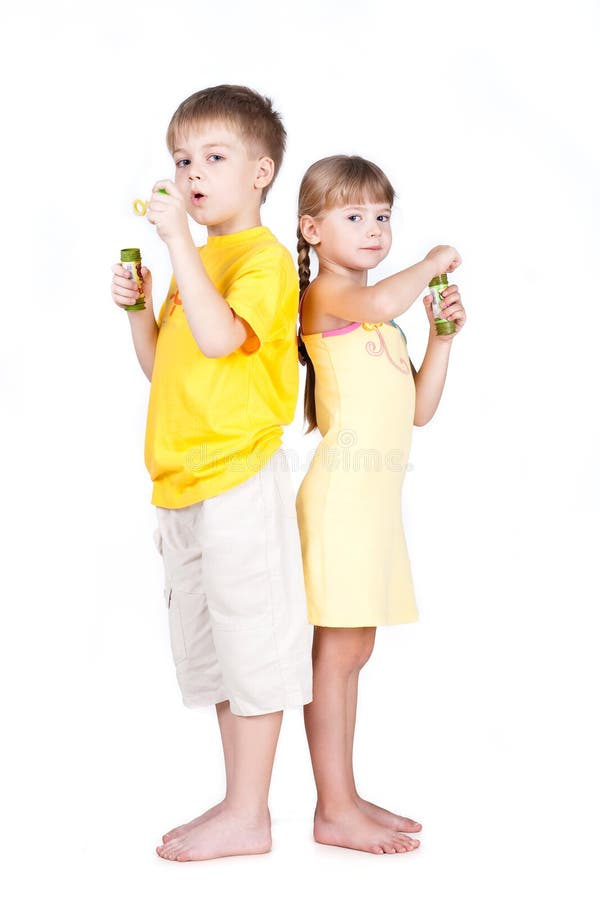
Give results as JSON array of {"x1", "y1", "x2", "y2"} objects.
[
  {"x1": 120, "y1": 248, "x2": 146, "y2": 311},
  {"x1": 429, "y1": 274, "x2": 455, "y2": 335}
]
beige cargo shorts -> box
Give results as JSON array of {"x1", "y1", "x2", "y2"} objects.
[{"x1": 153, "y1": 449, "x2": 313, "y2": 716}]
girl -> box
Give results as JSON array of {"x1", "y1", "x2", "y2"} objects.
[{"x1": 295, "y1": 155, "x2": 466, "y2": 855}]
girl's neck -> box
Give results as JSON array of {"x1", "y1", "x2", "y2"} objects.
[{"x1": 316, "y1": 256, "x2": 368, "y2": 286}]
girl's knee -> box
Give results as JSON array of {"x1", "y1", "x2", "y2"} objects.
[
  {"x1": 356, "y1": 628, "x2": 375, "y2": 668},
  {"x1": 314, "y1": 626, "x2": 375, "y2": 672}
]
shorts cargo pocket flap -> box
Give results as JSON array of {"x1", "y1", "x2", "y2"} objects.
[{"x1": 166, "y1": 587, "x2": 187, "y2": 665}]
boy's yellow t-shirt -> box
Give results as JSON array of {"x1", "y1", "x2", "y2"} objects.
[{"x1": 144, "y1": 226, "x2": 299, "y2": 508}]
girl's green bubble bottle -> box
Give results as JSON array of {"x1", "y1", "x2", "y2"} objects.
[
  {"x1": 429, "y1": 274, "x2": 455, "y2": 336},
  {"x1": 120, "y1": 248, "x2": 146, "y2": 311}
]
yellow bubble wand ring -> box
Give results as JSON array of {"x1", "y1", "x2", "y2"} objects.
[{"x1": 132, "y1": 188, "x2": 168, "y2": 216}]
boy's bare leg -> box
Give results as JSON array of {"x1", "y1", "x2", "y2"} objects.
[
  {"x1": 345, "y1": 671, "x2": 421, "y2": 833},
  {"x1": 304, "y1": 626, "x2": 419, "y2": 855},
  {"x1": 157, "y1": 708, "x2": 281, "y2": 861},
  {"x1": 162, "y1": 700, "x2": 235, "y2": 843}
]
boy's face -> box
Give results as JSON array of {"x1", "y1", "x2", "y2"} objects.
[{"x1": 171, "y1": 120, "x2": 271, "y2": 235}]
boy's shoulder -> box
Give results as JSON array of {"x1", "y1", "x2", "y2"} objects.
[{"x1": 200, "y1": 227, "x2": 295, "y2": 274}]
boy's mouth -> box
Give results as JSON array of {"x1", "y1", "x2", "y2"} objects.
[{"x1": 191, "y1": 191, "x2": 205, "y2": 204}]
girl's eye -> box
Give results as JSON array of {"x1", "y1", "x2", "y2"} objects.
[
  {"x1": 208, "y1": 154, "x2": 224, "y2": 162},
  {"x1": 377, "y1": 214, "x2": 390, "y2": 222},
  {"x1": 175, "y1": 159, "x2": 190, "y2": 168},
  {"x1": 347, "y1": 214, "x2": 361, "y2": 222}
]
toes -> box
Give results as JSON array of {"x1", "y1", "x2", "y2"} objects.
[
  {"x1": 393, "y1": 834, "x2": 420, "y2": 852},
  {"x1": 157, "y1": 839, "x2": 185, "y2": 861},
  {"x1": 402, "y1": 818, "x2": 422, "y2": 832}
]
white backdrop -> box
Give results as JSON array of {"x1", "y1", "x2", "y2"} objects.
[{"x1": 1, "y1": 1, "x2": 599, "y2": 897}]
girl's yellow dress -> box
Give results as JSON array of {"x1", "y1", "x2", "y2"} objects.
[{"x1": 296, "y1": 312, "x2": 418, "y2": 627}]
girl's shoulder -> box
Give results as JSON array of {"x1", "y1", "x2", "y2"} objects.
[{"x1": 301, "y1": 275, "x2": 358, "y2": 335}]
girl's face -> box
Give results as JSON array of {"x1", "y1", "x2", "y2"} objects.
[{"x1": 304, "y1": 200, "x2": 393, "y2": 275}]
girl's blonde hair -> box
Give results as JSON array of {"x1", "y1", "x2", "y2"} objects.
[{"x1": 297, "y1": 155, "x2": 395, "y2": 432}]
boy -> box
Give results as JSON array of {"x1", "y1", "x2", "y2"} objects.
[{"x1": 111, "y1": 85, "x2": 312, "y2": 862}]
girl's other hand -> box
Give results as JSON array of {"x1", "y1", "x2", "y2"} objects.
[
  {"x1": 111, "y1": 263, "x2": 153, "y2": 310},
  {"x1": 425, "y1": 245, "x2": 462, "y2": 276},
  {"x1": 424, "y1": 284, "x2": 466, "y2": 341}
]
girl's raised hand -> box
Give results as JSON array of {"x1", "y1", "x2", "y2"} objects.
[
  {"x1": 425, "y1": 245, "x2": 462, "y2": 276},
  {"x1": 424, "y1": 284, "x2": 466, "y2": 341},
  {"x1": 146, "y1": 180, "x2": 188, "y2": 244}
]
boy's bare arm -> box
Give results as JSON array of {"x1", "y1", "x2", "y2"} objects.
[
  {"x1": 147, "y1": 182, "x2": 250, "y2": 358},
  {"x1": 166, "y1": 233, "x2": 249, "y2": 358},
  {"x1": 127, "y1": 312, "x2": 158, "y2": 381},
  {"x1": 111, "y1": 263, "x2": 158, "y2": 382}
]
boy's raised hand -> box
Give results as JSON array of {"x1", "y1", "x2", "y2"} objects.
[
  {"x1": 423, "y1": 283, "x2": 466, "y2": 341},
  {"x1": 147, "y1": 180, "x2": 189, "y2": 244},
  {"x1": 111, "y1": 263, "x2": 153, "y2": 310},
  {"x1": 425, "y1": 245, "x2": 462, "y2": 276}
]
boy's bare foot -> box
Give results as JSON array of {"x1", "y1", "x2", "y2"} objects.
[
  {"x1": 314, "y1": 806, "x2": 420, "y2": 855},
  {"x1": 156, "y1": 807, "x2": 272, "y2": 862},
  {"x1": 162, "y1": 800, "x2": 225, "y2": 844},
  {"x1": 355, "y1": 796, "x2": 422, "y2": 833}
]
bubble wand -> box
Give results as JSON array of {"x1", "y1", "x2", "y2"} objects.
[
  {"x1": 132, "y1": 187, "x2": 168, "y2": 216},
  {"x1": 120, "y1": 188, "x2": 168, "y2": 311}
]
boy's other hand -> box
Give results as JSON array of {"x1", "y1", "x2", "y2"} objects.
[
  {"x1": 147, "y1": 180, "x2": 189, "y2": 244},
  {"x1": 424, "y1": 245, "x2": 462, "y2": 276},
  {"x1": 111, "y1": 263, "x2": 153, "y2": 309}
]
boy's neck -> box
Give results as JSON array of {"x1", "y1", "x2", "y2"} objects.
[{"x1": 207, "y1": 212, "x2": 263, "y2": 238}]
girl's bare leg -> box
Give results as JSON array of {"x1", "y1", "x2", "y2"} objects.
[
  {"x1": 304, "y1": 626, "x2": 419, "y2": 855},
  {"x1": 345, "y1": 672, "x2": 421, "y2": 833},
  {"x1": 162, "y1": 700, "x2": 235, "y2": 843},
  {"x1": 157, "y1": 706, "x2": 281, "y2": 861}
]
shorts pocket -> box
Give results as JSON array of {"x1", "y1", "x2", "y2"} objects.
[{"x1": 165, "y1": 585, "x2": 187, "y2": 665}]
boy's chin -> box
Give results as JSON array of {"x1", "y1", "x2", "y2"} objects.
[{"x1": 188, "y1": 209, "x2": 209, "y2": 226}]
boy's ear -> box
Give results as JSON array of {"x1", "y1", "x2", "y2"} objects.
[
  {"x1": 254, "y1": 156, "x2": 275, "y2": 190},
  {"x1": 300, "y1": 215, "x2": 320, "y2": 246}
]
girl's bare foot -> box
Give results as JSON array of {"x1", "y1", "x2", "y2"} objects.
[
  {"x1": 355, "y1": 796, "x2": 422, "y2": 833},
  {"x1": 156, "y1": 807, "x2": 272, "y2": 862},
  {"x1": 314, "y1": 805, "x2": 420, "y2": 855},
  {"x1": 162, "y1": 800, "x2": 225, "y2": 844}
]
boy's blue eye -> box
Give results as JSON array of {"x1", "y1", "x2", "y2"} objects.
[
  {"x1": 175, "y1": 159, "x2": 190, "y2": 168},
  {"x1": 208, "y1": 154, "x2": 224, "y2": 162}
]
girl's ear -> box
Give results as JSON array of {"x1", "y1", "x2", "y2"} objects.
[
  {"x1": 300, "y1": 214, "x2": 320, "y2": 245},
  {"x1": 255, "y1": 156, "x2": 275, "y2": 189}
]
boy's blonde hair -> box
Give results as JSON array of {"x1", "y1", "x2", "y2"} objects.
[
  {"x1": 167, "y1": 84, "x2": 286, "y2": 199},
  {"x1": 297, "y1": 155, "x2": 395, "y2": 432}
]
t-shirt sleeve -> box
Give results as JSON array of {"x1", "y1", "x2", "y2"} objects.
[{"x1": 224, "y1": 248, "x2": 291, "y2": 355}]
